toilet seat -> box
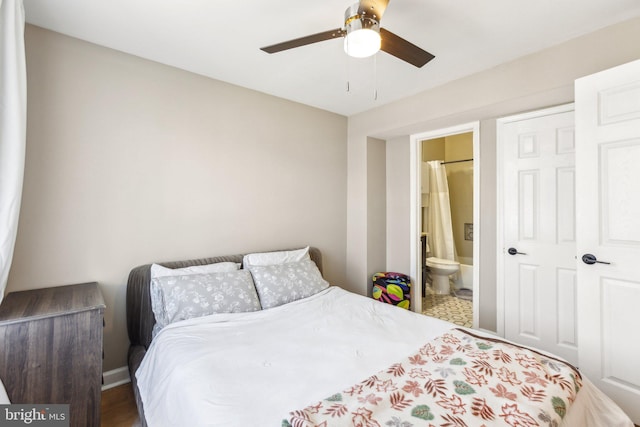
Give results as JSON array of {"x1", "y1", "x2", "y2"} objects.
[{"x1": 426, "y1": 257, "x2": 459, "y2": 268}]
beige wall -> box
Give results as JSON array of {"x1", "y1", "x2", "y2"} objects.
[
  {"x1": 443, "y1": 133, "x2": 474, "y2": 262},
  {"x1": 422, "y1": 138, "x2": 445, "y2": 161},
  {"x1": 347, "y1": 16, "x2": 640, "y2": 332},
  {"x1": 385, "y1": 137, "x2": 411, "y2": 274},
  {"x1": 9, "y1": 25, "x2": 348, "y2": 371},
  {"x1": 366, "y1": 138, "x2": 386, "y2": 294}
]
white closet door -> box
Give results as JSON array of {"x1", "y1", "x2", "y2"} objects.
[
  {"x1": 498, "y1": 105, "x2": 577, "y2": 364},
  {"x1": 575, "y1": 59, "x2": 640, "y2": 424}
]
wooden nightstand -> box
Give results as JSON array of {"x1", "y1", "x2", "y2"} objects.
[{"x1": 0, "y1": 282, "x2": 105, "y2": 427}]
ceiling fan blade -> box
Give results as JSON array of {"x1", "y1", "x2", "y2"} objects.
[
  {"x1": 380, "y1": 28, "x2": 435, "y2": 68},
  {"x1": 358, "y1": 0, "x2": 390, "y2": 20},
  {"x1": 260, "y1": 28, "x2": 345, "y2": 54}
]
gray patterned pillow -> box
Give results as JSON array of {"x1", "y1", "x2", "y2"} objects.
[
  {"x1": 248, "y1": 259, "x2": 329, "y2": 309},
  {"x1": 151, "y1": 270, "x2": 261, "y2": 332},
  {"x1": 150, "y1": 261, "x2": 241, "y2": 336}
]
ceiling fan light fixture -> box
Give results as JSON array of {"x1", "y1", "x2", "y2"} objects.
[
  {"x1": 344, "y1": 28, "x2": 381, "y2": 58},
  {"x1": 343, "y1": 3, "x2": 381, "y2": 58}
]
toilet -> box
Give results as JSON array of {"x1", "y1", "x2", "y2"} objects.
[{"x1": 426, "y1": 257, "x2": 460, "y2": 295}]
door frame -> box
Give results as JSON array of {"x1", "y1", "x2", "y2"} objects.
[
  {"x1": 409, "y1": 121, "x2": 480, "y2": 328},
  {"x1": 495, "y1": 103, "x2": 574, "y2": 337}
]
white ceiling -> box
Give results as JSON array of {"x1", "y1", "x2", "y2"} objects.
[{"x1": 23, "y1": 0, "x2": 640, "y2": 116}]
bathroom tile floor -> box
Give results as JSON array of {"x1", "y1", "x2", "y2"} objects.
[{"x1": 422, "y1": 286, "x2": 473, "y2": 327}]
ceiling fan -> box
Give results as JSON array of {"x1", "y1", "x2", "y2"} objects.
[{"x1": 260, "y1": 0, "x2": 435, "y2": 68}]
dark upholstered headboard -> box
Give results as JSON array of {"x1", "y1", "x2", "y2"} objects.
[{"x1": 126, "y1": 246, "x2": 323, "y2": 351}]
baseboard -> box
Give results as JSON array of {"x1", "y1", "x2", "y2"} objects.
[{"x1": 102, "y1": 366, "x2": 131, "y2": 391}]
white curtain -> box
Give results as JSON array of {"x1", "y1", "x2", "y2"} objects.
[
  {"x1": 426, "y1": 161, "x2": 457, "y2": 262},
  {"x1": 0, "y1": 0, "x2": 27, "y2": 306}
]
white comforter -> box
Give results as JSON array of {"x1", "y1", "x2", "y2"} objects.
[{"x1": 136, "y1": 286, "x2": 632, "y2": 427}]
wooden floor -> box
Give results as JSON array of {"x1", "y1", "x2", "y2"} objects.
[{"x1": 101, "y1": 383, "x2": 139, "y2": 427}]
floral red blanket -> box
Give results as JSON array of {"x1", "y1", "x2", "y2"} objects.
[{"x1": 284, "y1": 328, "x2": 582, "y2": 427}]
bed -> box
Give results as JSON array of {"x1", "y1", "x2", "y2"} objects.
[{"x1": 126, "y1": 246, "x2": 633, "y2": 426}]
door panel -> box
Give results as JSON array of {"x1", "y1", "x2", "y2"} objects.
[
  {"x1": 517, "y1": 263, "x2": 539, "y2": 338},
  {"x1": 576, "y1": 58, "x2": 640, "y2": 423},
  {"x1": 601, "y1": 140, "x2": 640, "y2": 245},
  {"x1": 518, "y1": 170, "x2": 539, "y2": 240},
  {"x1": 598, "y1": 81, "x2": 640, "y2": 125},
  {"x1": 500, "y1": 107, "x2": 577, "y2": 364},
  {"x1": 556, "y1": 268, "x2": 577, "y2": 350},
  {"x1": 601, "y1": 277, "x2": 640, "y2": 389},
  {"x1": 556, "y1": 127, "x2": 575, "y2": 154},
  {"x1": 556, "y1": 167, "x2": 576, "y2": 243}
]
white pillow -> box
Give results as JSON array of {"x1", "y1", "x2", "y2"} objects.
[
  {"x1": 150, "y1": 261, "x2": 240, "y2": 278},
  {"x1": 242, "y1": 246, "x2": 310, "y2": 268},
  {"x1": 150, "y1": 261, "x2": 241, "y2": 336},
  {"x1": 152, "y1": 270, "x2": 261, "y2": 329},
  {"x1": 248, "y1": 258, "x2": 329, "y2": 309}
]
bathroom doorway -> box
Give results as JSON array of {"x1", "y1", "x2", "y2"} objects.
[{"x1": 409, "y1": 122, "x2": 479, "y2": 328}]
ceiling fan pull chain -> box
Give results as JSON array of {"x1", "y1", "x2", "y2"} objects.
[
  {"x1": 346, "y1": 52, "x2": 351, "y2": 93},
  {"x1": 373, "y1": 54, "x2": 378, "y2": 100}
]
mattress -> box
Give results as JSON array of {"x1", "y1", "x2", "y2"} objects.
[{"x1": 135, "y1": 286, "x2": 632, "y2": 426}]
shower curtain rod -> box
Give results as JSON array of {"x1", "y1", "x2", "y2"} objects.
[{"x1": 440, "y1": 158, "x2": 474, "y2": 165}]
